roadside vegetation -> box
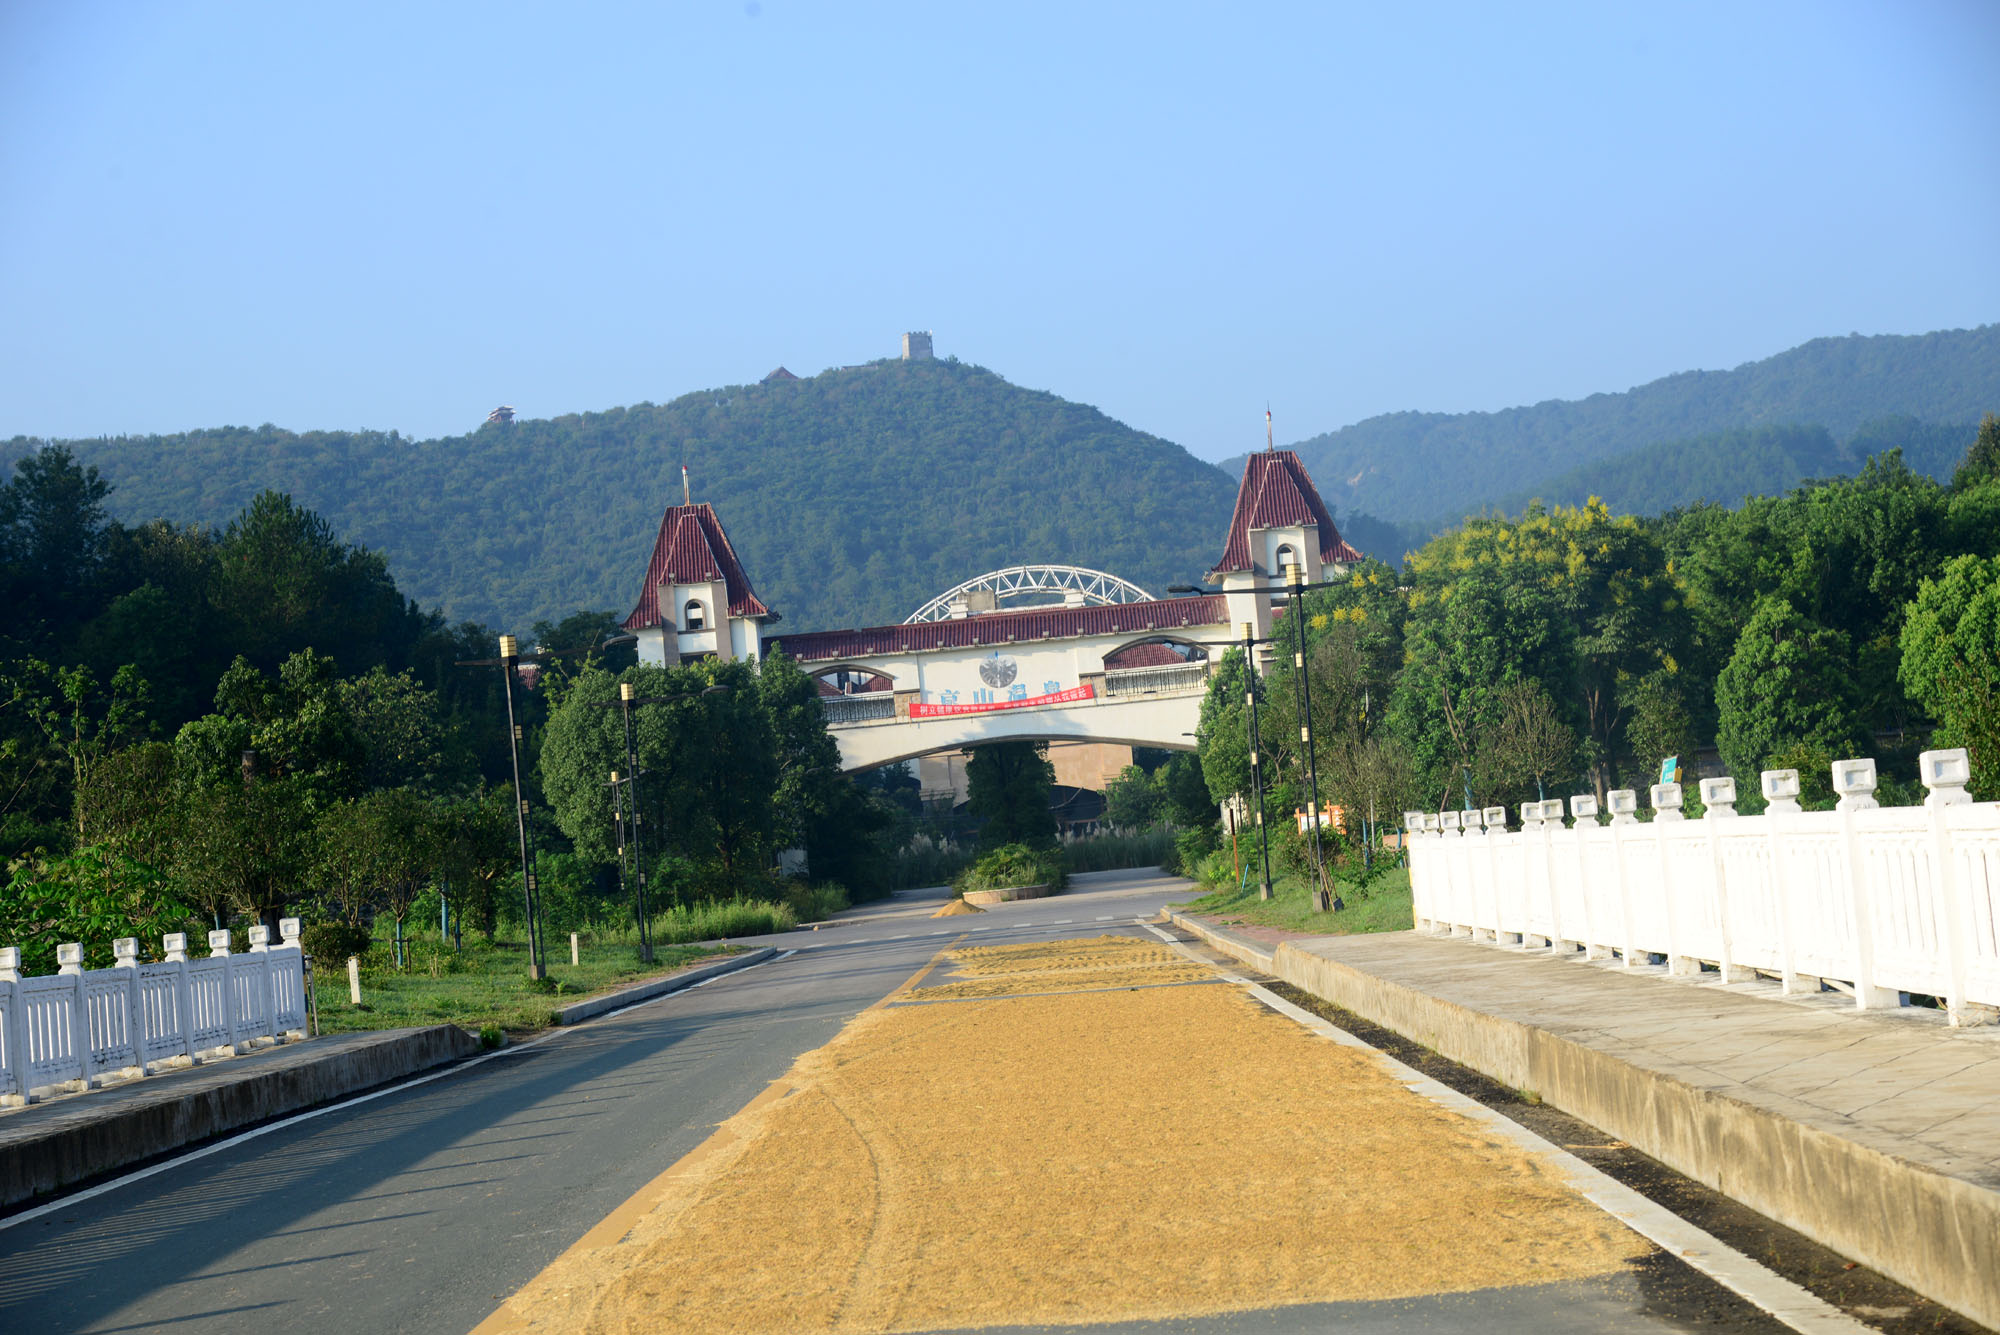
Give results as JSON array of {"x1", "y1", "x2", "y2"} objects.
[
  {"x1": 308, "y1": 928, "x2": 735, "y2": 1036},
  {"x1": 1178, "y1": 855, "x2": 1414, "y2": 937}
]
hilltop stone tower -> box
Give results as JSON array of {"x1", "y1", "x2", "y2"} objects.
[{"x1": 901, "y1": 331, "x2": 933, "y2": 360}]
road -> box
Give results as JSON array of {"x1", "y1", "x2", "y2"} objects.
[{"x1": 0, "y1": 870, "x2": 1815, "y2": 1334}]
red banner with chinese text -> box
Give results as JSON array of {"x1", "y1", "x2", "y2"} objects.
[{"x1": 908, "y1": 684, "x2": 1096, "y2": 718}]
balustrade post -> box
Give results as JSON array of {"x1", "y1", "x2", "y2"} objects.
[
  {"x1": 164, "y1": 933, "x2": 194, "y2": 1065},
  {"x1": 209, "y1": 930, "x2": 240, "y2": 1054},
  {"x1": 1920, "y1": 749, "x2": 1997, "y2": 1026},
  {"x1": 248, "y1": 927, "x2": 277, "y2": 1044},
  {"x1": 1651, "y1": 783, "x2": 1696, "y2": 975},
  {"x1": 1699, "y1": 778, "x2": 1752, "y2": 982},
  {"x1": 1539, "y1": 800, "x2": 1569, "y2": 952},
  {"x1": 113, "y1": 937, "x2": 147, "y2": 1079},
  {"x1": 1568, "y1": 796, "x2": 1608, "y2": 959},
  {"x1": 1606, "y1": 790, "x2": 1640, "y2": 968},
  {"x1": 1403, "y1": 814, "x2": 1429, "y2": 929},
  {"x1": 1481, "y1": 806, "x2": 1507, "y2": 942},
  {"x1": 58, "y1": 944, "x2": 94, "y2": 1090},
  {"x1": 1833, "y1": 759, "x2": 1897, "y2": 1009},
  {"x1": 0, "y1": 947, "x2": 25, "y2": 1107},
  {"x1": 1760, "y1": 770, "x2": 1809, "y2": 994}
]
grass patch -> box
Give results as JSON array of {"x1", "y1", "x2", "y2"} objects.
[
  {"x1": 1176, "y1": 863, "x2": 1414, "y2": 936},
  {"x1": 309, "y1": 933, "x2": 735, "y2": 1036}
]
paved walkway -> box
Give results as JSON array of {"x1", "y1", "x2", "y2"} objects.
[{"x1": 1172, "y1": 915, "x2": 2000, "y2": 1327}]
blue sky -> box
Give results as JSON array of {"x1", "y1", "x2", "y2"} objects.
[{"x1": 3, "y1": 1, "x2": 1996, "y2": 461}]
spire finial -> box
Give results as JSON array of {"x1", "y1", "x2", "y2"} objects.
[
  {"x1": 681, "y1": 463, "x2": 691, "y2": 506},
  {"x1": 1266, "y1": 406, "x2": 1274, "y2": 453}
]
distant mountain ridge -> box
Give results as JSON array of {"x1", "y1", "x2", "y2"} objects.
[
  {"x1": 1274, "y1": 325, "x2": 2000, "y2": 530},
  {"x1": 27, "y1": 359, "x2": 1242, "y2": 636}
]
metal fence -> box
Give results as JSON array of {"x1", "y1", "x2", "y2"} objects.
[
  {"x1": 1102, "y1": 663, "x2": 1210, "y2": 698},
  {"x1": 1404, "y1": 750, "x2": 2000, "y2": 1027},
  {"x1": 820, "y1": 693, "x2": 896, "y2": 726},
  {"x1": 0, "y1": 920, "x2": 310, "y2": 1106}
]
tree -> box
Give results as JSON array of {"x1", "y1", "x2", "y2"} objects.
[
  {"x1": 1475, "y1": 679, "x2": 1577, "y2": 806},
  {"x1": 1622, "y1": 671, "x2": 1700, "y2": 791},
  {"x1": 1715, "y1": 597, "x2": 1869, "y2": 785},
  {"x1": 210, "y1": 490, "x2": 423, "y2": 676},
  {"x1": 434, "y1": 787, "x2": 518, "y2": 940},
  {"x1": 965, "y1": 741, "x2": 1056, "y2": 850},
  {"x1": 1899, "y1": 553, "x2": 2000, "y2": 799},
  {"x1": 540, "y1": 660, "x2": 780, "y2": 899},
  {"x1": 1950, "y1": 414, "x2": 2000, "y2": 493},
  {"x1": 1102, "y1": 764, "x2": 1161, "y2": 830},
  {"x1": 4, "y1": 659, "x2": 151, "y2": 842},
  {"x1": 338, "y1": 666, "x2": 448, "y2": 792},
  {"x1": 0, "y1": 444, "x2": 114, "y2": 655},
  {"x1": 174, "y1": 650, "x2": 365, "y2": 809}
]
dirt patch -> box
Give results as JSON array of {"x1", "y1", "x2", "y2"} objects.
[
  {"x1": 483, "y1": 936, "x2": 1649, "y2": 1334},
  {"x1": 928, "y1": 899, "x2": 985, "y2": 918}
]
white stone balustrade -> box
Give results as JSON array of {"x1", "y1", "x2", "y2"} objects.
[
  {"x1": 0, "y1": 919, "x2": 309, "y2": 1107},
  {"x1": 1408, "y1": 751, "x2": 2000, "y2": 1027}
]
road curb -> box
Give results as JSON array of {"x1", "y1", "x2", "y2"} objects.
[
  {"x1": 1167, "y1": 911, "x2": 2000, "y2": 1330},
  {"x1": 553, "y1": 948, "x2": 775, "y2": 1025},
  {"x1": 0, "y1": 1024, "x2": 480, "y2": 1210}
]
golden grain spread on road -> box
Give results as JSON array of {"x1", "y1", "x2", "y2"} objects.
[
  {"x1": 902, "y1": 935, "x2": 1216, "y2": 1000},
  {"x1": 478, "y1": 934, "x2": 1647, "y2": 1334}
]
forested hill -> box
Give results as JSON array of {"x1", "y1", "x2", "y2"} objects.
[
  {"x1": 1278, "y1": 325, "x2": 2000, "y2": 529},
  {"x1": 25, "y1": 359, "x2": 1242, "y2": 635}
]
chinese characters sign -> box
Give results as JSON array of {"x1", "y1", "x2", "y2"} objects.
[{"x1": 909, "y1": 684, "x2": 1096, "y2": 718}]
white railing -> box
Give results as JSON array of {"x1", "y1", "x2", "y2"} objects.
[
  {"x1": 1103, "y1": 663, "x2": 1209, "y2": 698},
  {"x1": 1405, "y1": 750, "x2": 2000, "y2": 1027},
  {"x1": 820, "y1": 692, "x2": 896, "y2": 726},
  {"x1": 0, "y1": 920, "x2": 310, "y2": 1106}
]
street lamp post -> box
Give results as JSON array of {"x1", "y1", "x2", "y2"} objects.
[
  {"x1": 1239, "y1": 622, "x2": 1275, "y2": 901},
  {"x1": 497, "y1": 634, "x2": 547, "y2": 980},
  {"x1": 1284, "y1": 560, "x2": 1340, "y2": 913},
  {"x1": 589, "y1": 681, "x2": 729, "y2": 962}
]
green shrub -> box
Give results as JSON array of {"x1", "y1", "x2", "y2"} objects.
[
  {"x1": 782, "y1": 881, "x2": 851, "y2": 923},
  {"x1": 478, "y1": 1024, "x2": 506, "y2": 1049},
  {"x1": 649, "y1": 897, "x2": 797, "y2": 943},
  {"x1": 301, "y1": 922, "x2": 374, "y2": 963},
  {"x1": 1169, "y1": 825, "x2": 1219, "y2": 876},
  {"x1": 953, "y1": 843, "x2": 1065, "y2": 894}
]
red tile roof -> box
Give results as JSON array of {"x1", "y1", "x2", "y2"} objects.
[
  {"x1": 765, "y1": 596, "x2": 1229, "y2": 663},
  {"x1": 1209, "y1": 450, "x2": 1363, "y2": 576},
  {"x1": 1104, "y1": 641, "x2": 1195, "y2": 669},
  {"x1": 622, "y1": 503, "x2": 772, "y2": 630}
]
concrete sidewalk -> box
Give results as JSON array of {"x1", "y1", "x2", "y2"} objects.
[{"x1": 1170, "y1": 912, "x2": 2000, "y2": 1331}]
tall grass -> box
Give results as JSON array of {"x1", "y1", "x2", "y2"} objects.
[
  {"x1": 1061, "y1": 826, "x2": 1176, "y2": 873},
  {"x1": 882, "y1": 834, "x2": 976, "y2": 892}
]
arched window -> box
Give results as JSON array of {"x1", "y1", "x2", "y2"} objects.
[
  {"x1": 683, "y1": 599, "x2": 707, "y2": 632},
  {"x1": 1274, "y1": 543, "x2": 1297, "y2": 575}
]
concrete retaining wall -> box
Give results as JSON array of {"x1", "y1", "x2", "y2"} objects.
[
  {"x1": 1171, "y1": 913, "x2": 2000, "y2": 1330},
  {"x1": 0, "y1": 1024, "x2": 479, "y2": 1209}
]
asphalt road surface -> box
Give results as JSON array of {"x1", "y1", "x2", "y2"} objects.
[{"x1": 0, "y1": 870, "x2": 1814, "y2": 1334}]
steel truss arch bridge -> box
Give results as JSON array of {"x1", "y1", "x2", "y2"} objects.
[{"x1": 904, "y1": 565, "x2": 1154, "y2": 624}]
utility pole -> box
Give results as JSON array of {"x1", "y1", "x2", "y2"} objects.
[{"x1": 497, "y1": 634, "x2": 546, "y2": 980}]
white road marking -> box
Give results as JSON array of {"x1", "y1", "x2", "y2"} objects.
[
  {"x1": 0, "y1": 951, "x2": 789, "y2": 1233},
  {"x1": 1140, "y1": 922, "x2": 1874, "y2": 1335},
  {"x1": 1094, "y1": 916, "x2": 1114, "y2": 921}
]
